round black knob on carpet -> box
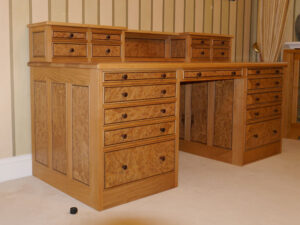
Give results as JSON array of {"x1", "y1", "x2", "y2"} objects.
[{"x1": 70, "y1": 207, "x2": 78, "y2": 215}]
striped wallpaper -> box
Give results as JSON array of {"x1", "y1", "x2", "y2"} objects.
[{"x1": 0, "y1": 0, "x2": 299, "y2": 158}]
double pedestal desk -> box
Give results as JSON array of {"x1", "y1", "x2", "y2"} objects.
[{"x1": 28, "y1": 22, "x2": 287, "y2": 210}]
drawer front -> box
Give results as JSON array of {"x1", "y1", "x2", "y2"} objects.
[
  {"x1": 212, "y1": 48, "x2": 229, "y2": 58},
  {"x1": 92, "y1": 33, "x2": 121, "y2": 41},
  {"x1": 53, "y1": 31, "x2": 86, "y2": 40},
  {"x1": 105, "y1": 103, "x2": 175, "y2": 124},
  {"x1": 92, "y1": 45, "x2": 121, "y2": 57},
  {"x1": 104, "y1": 72, "x2": 176, "y2": 81},
  {"x1": 105, "y1": 140, "x2": 175, "y2": 188},
  {"x1": 104, "y1": 121, "x2": 175, "y2": 145},
  {"x1": 192, "y1": 48, "x2": 210, "y2": 58},
  {"x1": 248, "y1": 78, "x2": 282, "y2": 90},
  {"x1": 213, "y1": 39, "x2": 230, "y2": 47},
  {"x1": 247, "y1": 105, "x2": 281, "y2": 121},
  {"x1": 192, "y1": 39, "x2": 210, "y2": 46},
  {"x1": 104, "y1": 84, "x2": 176, "y2": 103},
  {"x1": 247, "y1": 92, "x2": 282, "y2": 105},
  {"x1": 248, "y1": 68, "x2": 283, "y2": 75},
  {"x1": 184, "y1": 70, "x2": 241, "y2": 78},
  {"x1": 246, "y1": 119, "x2": 281, "y2": 149},
  {"x1": 53, "y1": 43, "x2": 87, "y2": 57}
]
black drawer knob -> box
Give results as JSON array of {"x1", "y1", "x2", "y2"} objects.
[
  {"x1": 221, "y1": 41, "x2": 225, "y2": 45},
  {"x1": 253, "y1": 134, "x2": 259, "y2": 138},
  {"x1": 201, "y1": 51, "x2": 205, "y2": 55},
  {"x1": 122, "y1": 165, "x2": 128, "y2": 170},
  {"x1": 161, "y1": 109, "x2": 166, "y2": 114},
  {"x1": 160, "y1": 156, "x2": 166, "y2": 161},
  {"x1": 201, "y1": 40, "x2": 204, "y2": 44},
  {"x1": 161, "y1": 73, "x2": 167, "y2": 78},
  {"x1": 122, "y1": 113, "x2": 127, "y2": 119},
  {"x1": 160, "y1": 128, "x2": 166, "y2": 132},
  {"x1": 122, "y1": 74, "x2": 128, "y2": 80},
  {"x1": 254, "y1": 112, "x2": 260, "y2": 116},
  {"x1": 69, "y1": 33, "x2": 74, "y2": 38},
  {"x1": 255, "y1": 97, "x2": 260, "y2": 101},
  {"x1": 232, "y1": 71, "x2": 236, "y2": 75},
  {"x1": 275, "y1": 95, "x2": 279, "y2": 99},
  {"x1": 221, "y1": 52, "x2": 225, "y2": 55},
  {"x1": 70, "y1": 207, "x2": 78, "y2": 214},
  {"x1": 121, "y1": 134, "x2": 127, "y2": 139},
  {"x1": 122, "y1": 92, "x2": 128, "y2": 97},
  {"x1": 276, "y1": 70, "x2": 280, "y2": 74},
  {"x1": 197, "y1": 72, "x2": 202, "y2": 77},
  {"x1": 161, "y1": 89, "x2": 167, "y2": 94},
  {"x1": 256, "y1": 82, "x2": 260, "y2": 86},
  {"x1": 256, "y1": 70, "x2": 261, "y2": 74},
  {"x1": 273, "y1": 130, "x2": 278, "y2": 134},
  {"x1": 106, "y1": 48, "x2": 111, "y2": 54},
  {"x1": 70, "y1": 48, "x2": 75, "y2": 53},
  {"x1": 275, "y1": 81, "x2": 280, "y2": 85},
  {"x1": 106, "y1": 35, "x2": 111, "y2": 40},
  {"x1": 274, "y1": 109, "x2": 279, "y2": 113}
]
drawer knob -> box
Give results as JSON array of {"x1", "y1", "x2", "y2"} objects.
[
  {"x1": 232, "y1": 71, "x2": 236, "y2": 75},
  {"x1": 161, "y1": 89, "x2": 167, "y2": 94},
  {"x1": 161, "y1": 73, "x2": 167, "y2": 78},
  {"x1": 255, "y1": 97, "x2": 260, "y2": 102},
  {"x1": 274, "y1": 109, "x2": 279, "y2": 113},
  {"x1": 275, "y1": 81, "x2": 280, "y2": 85},
  {"x1": 221, "y1": 41, "x2": 225, "y2": 45},
  {"x1": 253, "y1": 134, "x2": 259, "y2": 138},
  {"x1": 69, "y1": 33, "x2": 74, "y2": 38},
  {"x1": 221, "y1": 52, "x2": 225, "y2": 55},
  {"x1": 275, "y1": 95, "x2": 279, "y2": 99},
  {"x1": 122, "y1": 113, "x2": 127, "y2": 119},
  {"x1": 121, "y1": 134, "x2": 127, "y2": 139},
  {"x1": 276, "y1": 70, "x2": 280, "y2": 74},
  {"x1": 70, "y1": 48, "x2": 75, "y2": 53},
  {"x1": 201, "y1": 40, "x2": 205, "y2": 44},
  {"x1": 201, "y1": 51, "x2": 205, "y2": 55},
  {"x1": 256, "y1": 70, "x2": 261, "y2": 74},
  {"x1": 160, "y1": 128, "x2": 166, "y2": 133},
  {"x1": 161, "y1": 109, "x2": 166, "y2": 114},
  {"x1": 273, "y1": 130, "x2": 278, "y2": 134},
  {"x1": 106, "y1": 35, "x2": 111, "y2": 40},
  {"x1": 255, "y1": 82, "x2": 260, "y2": 86},
  {"x1": 160, "y1": 156, "x2": 166, "y2": 162},
  {"x1": 197, "y1": 72, "x2": 202, "y2": 77},
  {"x1": 122, "y1": 92, "x2": 128, "y2": 97},
  {"x1": 122, "y1": 74, "x2": 128, "y2": 80},
  {"x1": 106, "y1": 48, "x2": 111, "y2": 54},
  {"x1": 122, "y1": 165, "x2": 128, "y2": 170},
  {"x1": 254, "y1": 112, "x2": 260, "y2": 116}
]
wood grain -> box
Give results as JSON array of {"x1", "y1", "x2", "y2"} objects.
[
  {"x1": 32, "y1": 32, "x2": 45, "y2": 57},
  {"x1": 125, "y1": 39, "x2": 165, "y2": 58}
]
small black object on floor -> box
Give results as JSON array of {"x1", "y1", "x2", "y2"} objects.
[{"x1": 70, "y1": 207, "x2": 78, "y2": 215}]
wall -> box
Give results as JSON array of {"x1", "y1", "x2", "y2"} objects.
[{"x1": 0, "y1": 0, "x2": 298, "y2": 159}]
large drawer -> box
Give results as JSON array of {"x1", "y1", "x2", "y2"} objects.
[
  {"x1": 104, "y1": 72, "x2": 176, "y2": 81},
  {"x1": 92, "y1": 45, "x2": 121, "y2": 57},
  {"x1": 212, "y1": 48, "x2": 230, "y2": 58},
  {"x1": 191, "y1": 48, "x2": 210, "y2": 58},
  {"x1": 104, "y1": 84, "x2": 176, "y2": 103},
  {"x1": 104, "y1": 121, "x2": 175, "y2": 145},
  {"x1": 105, "y1": 140, "x2": 175, "y2": 188},
  {"x1": 53, "y1": 43, "x2": 87, "y2": 57},
  {"x1": 247, "y1": 105, "x2": 281, "y2": 121},
  {"x1": 246, "y1": 119, "x2": 281, "y2": 149},
  {"x1": 104, "y1": 103, "x2": 175, "y2": 124},
  {"x1": 247, "y1": 92, "x2": 282, "y2": 105},
  {"x1": 248, "y1": 78, "x2": 282, "y2": 90}
]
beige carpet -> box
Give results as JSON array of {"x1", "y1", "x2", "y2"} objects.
[{"x1": 1, "y1": 139, "x2": 300, "y2": 225}]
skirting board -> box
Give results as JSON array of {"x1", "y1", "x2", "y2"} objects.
[{"x1": 0, "y1": 154, "x2": 32, "y2": 183}]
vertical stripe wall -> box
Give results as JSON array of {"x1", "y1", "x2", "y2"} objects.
[{"x1": 1, "y1": 0, "x2": 299, "y2": 158}]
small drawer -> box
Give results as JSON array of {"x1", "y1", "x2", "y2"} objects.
[
  {"x1": 192, "y1": 39, "x2": 210, "y2": 46},
  {"x1": 104, "y1": 72, "x2": 176, "y2": 81},
  {"x1": 92, "y1": 45, "x2": 121, "y2": 57},
  {"x1": 105, "y1": 103, "x2": 175, "y2": 124},
  {"x1": 105, "y1": 140, "x2": 175, "y2": 188},
  {"x1": 248, "y1": 78, "x2": 282, "y2": 90},
  {"x1": 104, "y1": 121, "x2": 175, "y2": 146},
  {"x1": 212, "y1": 48, "x2": 229, "y2": 58},
  {"x1": 53, "y1": 31, "x2": 86, "y2": 40},
  {"x1": 92, "y1": 33, "x2": 121, "y2": 41},
  {"x1": 53, "y1": 43, "x2": 87, "y2": 57},
  {"x1": 247, "y1": 105, "x2": 281, "y2": 121},
  {"x1": 104, "y1": 84, "x2": 176, "y2": 103},
  {"x1": 248, "y1": 68, "x2": 283, "y2": 75},
  {"x1": 247, "y1": 92, "x2": 282, "y2": 105},
  {"x1": 213, "y1": 39, "x2": 230, "y2": 47},
  {"x1": 246, "y1": 119, "x2": 281, "y2": 149},
  {"x1": 192, "y1": 48, "x2": 210, "y2": 58},
  {"x1": 184, "y1": 70, "x2": 241, "y2": 78}
]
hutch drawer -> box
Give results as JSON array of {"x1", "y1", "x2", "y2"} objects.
[
  {"x1": 247, "y1": 78, "x2": 282, "y2": 90},
  {"x1": 53, "y1": 43, "x2": 87, "y2": 57},
  {"x1": 246, "y1": 119, "x2": 281, "y2": 149},
  {"x1": 104, "y1": 72, "x2": 176, "y2": 81},
  {"x1": 104, "y1": 103, "x2": 175, "y2": 124},
  {"x1": 53, "y1": 31, "x2": 86, "y2": 40},
  {"x1": 191, "y1": 48, "x2": 210, "y2": 58},
  {"x1": 192, "y1": 38, "x2": 210, "y2": 46},
  {"x1": 246, "y1": 105, "x2": 281, "y2": 122},
  {"x1": 104, "y1": 140, "x2": 175, "y2": 188},
  {"x1": 212, "y1": 48, "x2": 230, "y2": 58},
  {"x1": 212, "y1": 39, "x2": 230, "y2": 47},
  {"x1": 247, "y1": 92, "x2": 282, "y2": 105},
  {"x1": 104, "y1": 121, "x2": 175, "y2": 146},
  {"x1": 92, "y1": 45, "x2": 121, "y2": 57}
]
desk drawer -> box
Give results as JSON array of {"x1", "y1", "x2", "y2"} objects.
[
  {"x1": 212, "y1": 48, "x2": 229, "y2": 58},
  {"x1": 247, "y1": 92, "x2": 281, "y2": 105},
  {"x1": 246, "y1": 119, "x2": 281, "y2": 149},
  {"x1": 104, "y1": 121, "x2": 175, "y2": 145},
  {"x1": 184, "y1": 70, "x2": 241, "y2": 78},
  {"x1": 105, "y1": 140, "x2": 175, "y2": 188},
  {"x1": 92, "y1": 33, "x2": 121, "y2": 41},
  {"x1": 104, "y1": 84, "x2": 176, "y2": 103},
  {"x1": 248, "y1": 78, "x2": 282, "y2": 90},
  {"x1": 53, "y1": 31, "x2": 86, "y2": 40},
  {"x1": 92, "y1": 45, "x2": 120, "y2": 57},
  {"x1": 247, "y1": 105, "x2": 281, "y2": 121},
  {"x1": 248, "y1": 68, "x2": 283, "y2": 75},
  {"x1": 53, "y1": 43, "x2": 87, "y2": 57},
  {"x1": 105, "y1": 103, "x2": 175, "y2": 124},
  {"x1": 192, "y1": 48, "x2": 210, "y2": 58},
  {"x1": 104, "y1": 72, "x2": 176, "y2": 81}
]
